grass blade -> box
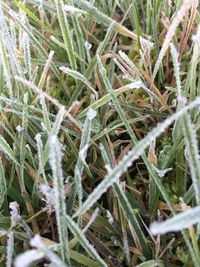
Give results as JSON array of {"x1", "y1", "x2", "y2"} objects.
[
  {"x1": 74, "y1": 109, "x2": 96, "y2": 207},
  {"x1": 49, "y1": 136, "x2": 70, "y2": 265},
  {"x1": 150, "y1": 206, "x2": 200, "y2": 235},
  {"x1": 55, "y1": 0, "x2": 76, "y2": 70}
]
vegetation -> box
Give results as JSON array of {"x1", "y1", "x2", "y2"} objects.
[{"x1": 0, "y1": 0, "x2": 200, "y2": 266}]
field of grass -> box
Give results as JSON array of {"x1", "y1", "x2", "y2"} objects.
[{"x1": 0, "y1": 0, "x2": 200, "y2": 266}]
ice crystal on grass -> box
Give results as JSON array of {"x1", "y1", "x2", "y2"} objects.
[{"x1": 39, "y1": 184, "x2": 55, "y2": 213}]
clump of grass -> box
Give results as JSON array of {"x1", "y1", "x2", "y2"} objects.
[{"x1": 0, "y1": 1, "x2": 200, "y2": 266}]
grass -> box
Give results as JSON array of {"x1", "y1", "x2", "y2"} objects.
[{"x1": 0, "y1": 0, "x2": 200, "y2": 266}]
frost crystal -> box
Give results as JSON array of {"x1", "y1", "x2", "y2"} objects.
[
  {"x1": 39, "y1": 184, "x2": 55, "y2": 213},
  {"x1": 9, "y1": 201, "x2": 20, "y2": 223},
  {"x1": 177, "y1": 95, "x2": 187, "y2": 105},
  {"x1": 30, "y1": 234, "x2": 44, "y2": 249},
  {"x1": 84, "y1": 41, "x2": 92, "y2": 50},
  {"x1": 87, "y1": 108, "x2": 96, "y2": 121},
  {"x1": 16, "y1": 125, "x2": 24, "y2": 133}
]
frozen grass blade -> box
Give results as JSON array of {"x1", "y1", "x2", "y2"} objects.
[
  {"x1": 38, "y1": 50, "x2": 54, "y2": 90},
  {"x1": 0, "y1": 35, "x2": 13, "y2": 97},
  {"x1": 22, "y1": 32, "x2": 32, "y2": 80},
  {"x1": 18, "y1": 93, "x2": 29, "y2": 194},
  {"x1": 0, "y1": 135, "x2": 18, "y2": 165},
  {"x1": 40, "y1": 95, "x2": 51, "y2": 133},
  {"x1": 190, "y1": 25, "x2": 200, "y2": 101},
  {"x1": 150, "y1": 206, "x2": 200, "y2": 235},
  {"x1": 170, "y1": 41, "x2": 200, "y2": 205},
  {"x1": 35, "y1": 134, "x2": 47, "y2": 184},
  {"x1": 60, "y1": 66, "x2": 98, "y2": 99},
  {"x1": 65, "y1": 214, "x2": 107, "y2": 267},
  {"x1": 6, "y1": 232, "x2": 14, "y2": 267},
  {"x1": 182, "y1": 113, "x2": 200, "y2": 206},
  {"x1": 49, "y1": 135, "x2": 70, "y2": 265},
  {"x1": 0, "y1": 161, "x2": 6, "y2": 208},
  {"x1": 42, "y1": 105, "x2": 65, "y2": 166},
  {"x1": 55, "y1": 0, "x2": 76, "y2": 70},
  {"x1": 74, "y1": 109, "x2": 96, "y2": 207},
  {"x1": 0, "y1": 5, "x2": 23, "y2": 79},
  {"x1": 78, "y1": 81, "x2": 143, "y2": 118}
]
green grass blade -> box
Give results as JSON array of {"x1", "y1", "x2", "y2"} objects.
[{"x1": 55, "y1": 0, "x2": 77, "y2": 70}]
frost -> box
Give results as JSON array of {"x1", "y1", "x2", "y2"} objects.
[
  {"x1": 106, "y1": 210, "x2": 114, "y2": 224},
  {"x1": 9, "y1": 201, "x2": 19, "y2": 224},
  {"x1": 40, "y1": 184, "x2": 55, "y2": 213},
  {"x1": 105, "y1": 164, "x2": 112, "y2": 174},
  {"x1": 64, "y1": 5, "x2": 87, "y2": 15},
  {"x1": 152, "y1": 166, "x2": 172, "y2": 178},
  {"x1": 73, "y1": 106, "x2": 95, "y2": 206},
  {"x1": 14, "y1": 250, "x2": 44, "y2": 267},
  {"x1": 177, "y1": 95, "x2": 187, "y2": 105},
  {"x1": 87, "y1": 108, "x2": 96, "y2": 121},
  {"x1": 192, "y1": 26, "x2": 200, "y2": 47},
  {"x1": 34, "y1": 133, "x2": 41, "y2": 142},
  {"x1": 84, "y1": 41, "x2": 92, "y2": 50},
  {"x1": 30, "y1": 234, "x2": 44, "y2": 249},
  {"x1": 22, "y1": 32, "x2": 32, "y2": 79},
  {"x1": 6, "y1": 231, "x2": 14, "y2": 267},
  {"x1": 79, "y1": 145, "x2": 89, "y2": 163},
  {"x1": 16, "y1": 125, "x2": 24, "y2": 133},
  {"x1": 139, "y1": 36, "x2": 154, "y2": 50}
]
